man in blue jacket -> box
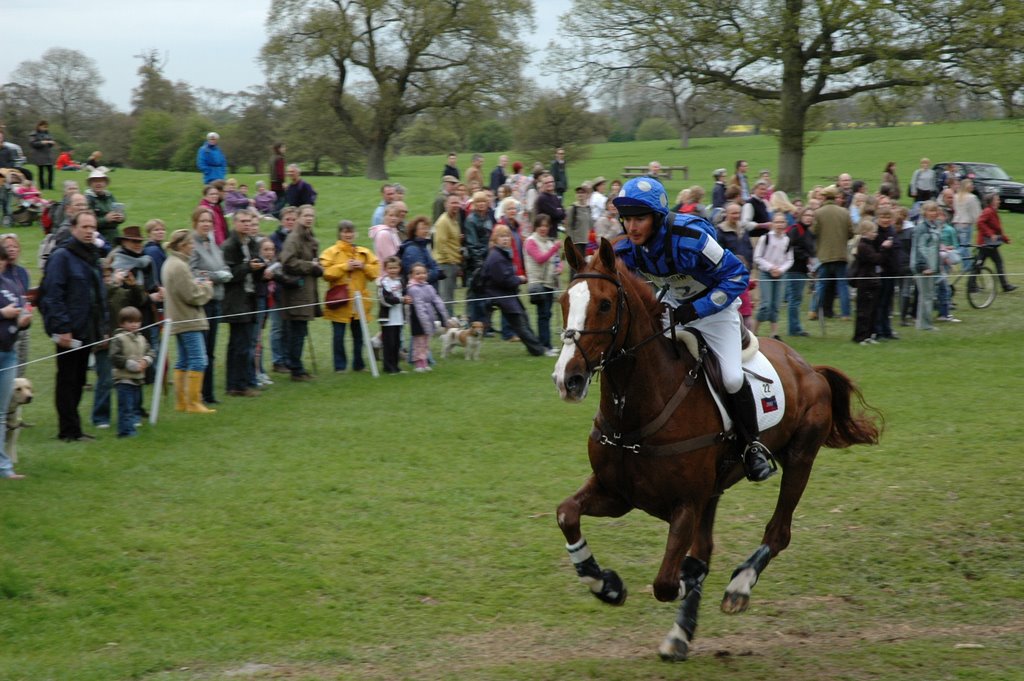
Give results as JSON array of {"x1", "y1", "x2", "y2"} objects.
[
  {"x1": 196, "y1": 132, "x2": 227, "y2": 185},
  {"x1": 612, "y1": 177, "x2": 775, "y2": 482},
  {"x1": 41, "y1": 211, "x2": 108, "y2": 442}
]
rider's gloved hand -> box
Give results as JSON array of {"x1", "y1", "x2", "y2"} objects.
[{"x1": 673, "y1": 303, "x2": 699, "y2": 325}]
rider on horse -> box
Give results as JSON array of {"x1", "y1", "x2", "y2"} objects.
[{"x1": 611, "y1": 177, "x2": 776, "y2": 482}]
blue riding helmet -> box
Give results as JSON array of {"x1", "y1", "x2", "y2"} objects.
[{"x1": 612, "y1": 177, "x2": 670, "y2": 218}]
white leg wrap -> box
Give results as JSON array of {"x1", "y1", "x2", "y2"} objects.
[
  {"x1": 725, "y1": 566, "x2": 758, "y2": 597},
  {"x1": 566, "y1": 538, "x2": 603, "y2": 593},
  {"x1": 565, "y1": 538, "x2": 593, "y2": 564}
]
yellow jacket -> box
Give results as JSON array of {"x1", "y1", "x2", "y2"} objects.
[{"x1": 320, "y1": 240, "x2": 381, "y2": 323}]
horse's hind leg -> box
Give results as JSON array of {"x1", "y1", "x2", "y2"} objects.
[
  {"x1": 722, "y1": 445, "x2": 817, "y2": 614},
  {"x1": 660, "y1": 496, "x2": 719, "y2": 662},
  {"x1": 557, "y1": 475, "x2": 632, "y2": 606}
]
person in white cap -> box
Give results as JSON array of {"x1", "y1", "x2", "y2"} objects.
[{"x1": 196, "y1": 132, "x2": 227, "y2": 185}]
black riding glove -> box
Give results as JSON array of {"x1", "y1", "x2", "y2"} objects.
[{"x1": 673, "y1": 303, "x2": 699, "y2": 326}]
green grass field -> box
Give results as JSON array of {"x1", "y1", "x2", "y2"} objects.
[{"x1": 1, "y1": 121, "x2": 1023, "y2": 680}]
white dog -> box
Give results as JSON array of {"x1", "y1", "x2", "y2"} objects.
[
  {"x1": 442, "y1": 321, "x2": 485, "y2": 360},
  {"x1": 6, "y1": 377, "x2": 33, "y2": 464}
]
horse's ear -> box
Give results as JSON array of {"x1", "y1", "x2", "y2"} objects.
[
  {"x1": 597, "y1": 237, "x2": 616, "y2": 272},
  {"x1": 563, "y1": 236, "x2": 583, "y2": 272}
]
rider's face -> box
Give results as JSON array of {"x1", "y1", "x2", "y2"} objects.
[{"x1": 623, "y1": 214, "x2": 656, "y2": 245}]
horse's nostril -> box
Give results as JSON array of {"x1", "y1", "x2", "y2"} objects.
[{"x1": 566, "y1": 374, "x2": 583, "y2": 393}]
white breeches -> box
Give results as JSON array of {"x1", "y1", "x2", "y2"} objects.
[{"x1": 680, "y1": 299, "x2": 745, "y2": 394}]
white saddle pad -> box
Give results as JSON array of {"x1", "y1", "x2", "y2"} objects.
[
  {"x1": 708, "y1": 350, "x2": 786, "y2": 433},
  {"x1": 674, "y1": 329, "x2": 786, "y2": 433}
]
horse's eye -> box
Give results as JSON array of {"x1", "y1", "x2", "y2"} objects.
[{"x1": 599, "y1": 299, "x2": 612, "y2": 313}]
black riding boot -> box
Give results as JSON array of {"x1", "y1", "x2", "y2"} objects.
[{"x1": 727, "y1": 380, "x2": 777, "y2": 482}]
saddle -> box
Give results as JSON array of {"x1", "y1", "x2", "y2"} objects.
[
  {"x1": 675, "y1": 327, "x2": 784, "y2": 434},
  {"x1": 675, "y1": 326, "x2": 759, "y2": 398}
]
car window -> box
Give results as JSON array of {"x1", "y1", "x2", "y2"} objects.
[{"x1": 965, "y1": 164, "x2": 1010, "y2": 181}]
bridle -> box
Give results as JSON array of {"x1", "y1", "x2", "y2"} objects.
[
  {"x1": 561, "y1": 270, "x2": 674, "y2": 376},
  {"x1": 566, "y1": 268, "x2": 717, "y2": 452},
  {"x1": 560, "y1": 271, "x2": 628, "y2": 375}
]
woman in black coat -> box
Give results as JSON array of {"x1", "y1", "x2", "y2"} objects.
[{"x1": 480, "y1": 225, "x2": 549, "y2": 356}]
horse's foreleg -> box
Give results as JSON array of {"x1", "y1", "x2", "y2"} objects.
[
  {"x1": 722, "y1": 444, "x2": 817, "y2": 614},
  {"x1": 557, "y1": 475, "x2": 632, "y2": 606},
  {"x1": 660, "y1": 497, "x2": 718, "y2": 662},
  {"x1": 721, "y1": 543, "x2": 772, "y2": 614}
]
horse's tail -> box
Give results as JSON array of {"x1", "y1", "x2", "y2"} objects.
[{"x1": 815, "y1": 365, "x2": 883, "y2": 448}]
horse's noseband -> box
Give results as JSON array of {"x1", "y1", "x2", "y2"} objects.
[{"x1": 563, "y1": 272, "x2": 628, "y2": 374}]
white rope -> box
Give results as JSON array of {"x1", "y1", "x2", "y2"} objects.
[{"x1": 12, "y1": 267, "x2": 1018, "y2": 374}]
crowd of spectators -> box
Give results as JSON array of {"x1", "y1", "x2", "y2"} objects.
[{"x1": 0, "y1": 137, "x2": 1019, "y2": 479}]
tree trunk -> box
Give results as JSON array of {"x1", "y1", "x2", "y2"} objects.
[
  {"x1": 1000, "y1": 88, "x2": 1017, "y2": 119},
  {"x1": 366, "y1": 140, "x2": 389, "y2": 180},
  {"x1": 680, "y1": 126, "x2": 690, "y2": 149},
  {"x1": 776, "y1": 92, "x2": 807, "y2": 196}
]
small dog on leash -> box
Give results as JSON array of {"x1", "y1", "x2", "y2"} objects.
[
  {"x1": 442, "y1": 321, "x2": 485, "y2": 360},
  {"x1": 6, "y1": 377, "x2": 33, "y2": 464}
]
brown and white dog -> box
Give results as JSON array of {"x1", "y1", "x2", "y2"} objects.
[
  {"x1": 6, "y1": 377, "x2": 33, "y2": 464},
  {"x1": 442, "y1": 321, "x2": 485, "y2": 360}
]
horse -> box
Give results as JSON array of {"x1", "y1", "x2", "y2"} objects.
[{"x1": 551, "y1": 237, "x2": 881, "y2": 662}]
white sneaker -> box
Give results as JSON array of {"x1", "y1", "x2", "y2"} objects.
[
  {"x1": 942, "y1": 316, "x2": 962, "y2": 323},
  {"x1": 414, "y1": 367, "x2": 429, "y2": 373},
  {"x1": 545, "y1": 348, "x2": 559, "y2": 357},
  {"x1": 257, "y1": 373, "x2": 274, "y2": 385}
]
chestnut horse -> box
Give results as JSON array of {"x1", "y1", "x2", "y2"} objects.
[{"x1": 552, "y1": 238, "x2": 880, "y2": 661}]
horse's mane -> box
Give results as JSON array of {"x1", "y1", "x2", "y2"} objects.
[{"x1": 612, "y1": 257, "x2": 665, "y2": 323}]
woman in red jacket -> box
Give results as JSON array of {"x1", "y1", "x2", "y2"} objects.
[{"x1": 976, "y1": 193, "x2": 1017, "y2": 292}]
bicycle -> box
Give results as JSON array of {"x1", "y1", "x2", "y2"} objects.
[{"x1": 947, "y1": 247, "x2": 997, "y2": 309}]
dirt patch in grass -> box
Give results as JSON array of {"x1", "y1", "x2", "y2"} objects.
[{"x1": 189, "y1": 602, "x2": 1023, "y2": 681}]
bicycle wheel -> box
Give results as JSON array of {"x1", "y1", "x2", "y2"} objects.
[{"x1": 967, "y1": 267, "x2": 997, "y2": 309}]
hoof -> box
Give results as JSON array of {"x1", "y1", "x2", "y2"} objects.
[
  {"x1": 658, "y1": 625, "x2": 690, "y2": 661},
  {"x1": 720, "y1": 590, "x2": 749, "y2": 614},
  {"x1": 591, "y1": 568, "x2": 627, "y2": 606}
]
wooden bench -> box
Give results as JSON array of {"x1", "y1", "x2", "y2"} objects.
[{"x1": 621, "y1": 165, "x2": 689, "y2": 181}]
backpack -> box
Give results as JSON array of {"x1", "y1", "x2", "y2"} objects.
[
  {"x1": 37, "y1": 232, "x2": 63, "y2": 271},
  {"x1": 847, "y1": 235, "x2": 861, "y2": 269},
  {"x1": 41, "y1": 202, "x2": 58, "y2": 233}
]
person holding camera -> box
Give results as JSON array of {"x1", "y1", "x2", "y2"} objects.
[
  {"x1": 84, "y1": 170, "x2": 124, "y2": 247},
  {"x1": 220, "y1": 210, "x2": 265, "y2": 397},
  {"x1": 279, "y1": 205, "x2": 322, "y2": 381}
]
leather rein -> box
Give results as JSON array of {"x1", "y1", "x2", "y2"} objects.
[{"x1": 564, "y1": 271, "x2": 731, "y2": 458}]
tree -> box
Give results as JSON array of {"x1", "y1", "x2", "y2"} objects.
[
  {"x1": 647, "y1": 76, "x2": 726, "y2": 148},
  {"x1": 393, "y1": 114, "x2": 461, "y2": 156},
  {"x1": 512, "y1": 91, "x2": 609, "y2": 161},
  {"x1": 634, "y1": 117, "x2": 676, "y2": 142},
  {"x1": 954, "y1": 2, "x2": 1024, "y2": 118},
  {"x1": 558, "y1": 1, "x2": 983, "y2": 194},
  {"x1": 468, "y1": 119, "x2": 513, "y2": 153},
  {"x1": 281, "y1": 76, "x2": 364, "y2": 175},
  {"x1": 6, "y1": 48, "x2": 110, "y2": 138},
  {"x1": 858, "y1": 89, "x2": 915, "y2": 128},
  {"x1": 130, "y1": 50, "x2": 197, "y2": 116},
  {"x1": 261, "y1": 0, "x2": 532, "y2": 179},
  {"x1": 129, "y1": 111, "x2": 179, "y2": 169},
  {"x1": 219, "y1": 89, "x2": 280, "y2": 173},
  {"x1": 169, "y1": 115, "x2": 217, "y2": 172}
]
